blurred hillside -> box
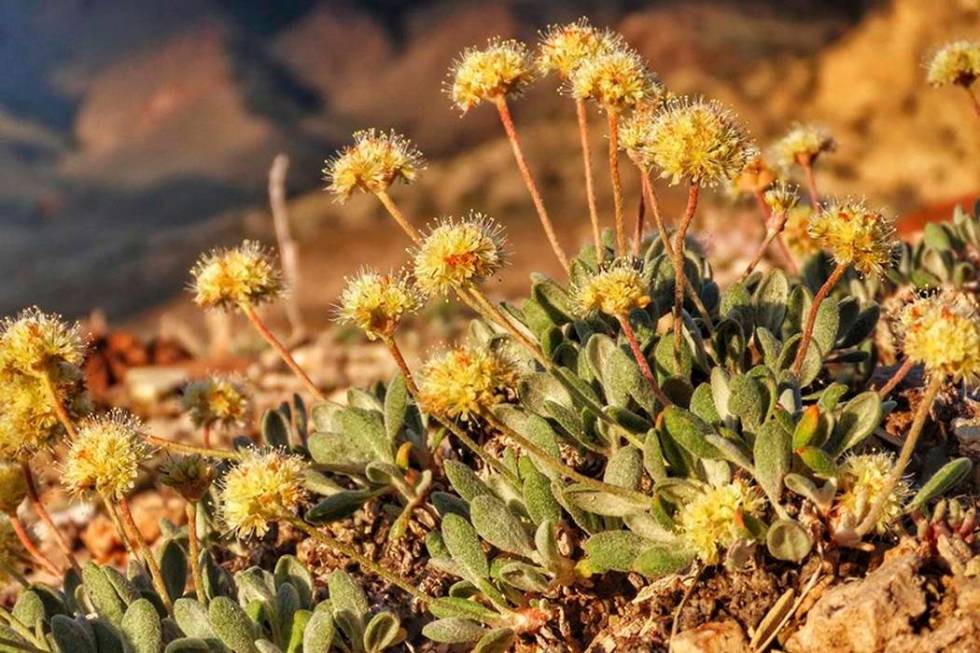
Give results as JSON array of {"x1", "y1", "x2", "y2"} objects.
[{"x1": 1, "y1": 0, "x2": 978, "y2": 320}]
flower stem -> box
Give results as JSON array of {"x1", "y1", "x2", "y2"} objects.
[
  {"x1": 118, "y1": 496, "x2": 173, "y2": 613},
  {"x1": 287, "y1": 517, "x2": 433, "y2": 604},
  {"x1": 201, "y1": 423, "x2": 212, "y2": 449},
  {"x1": 877, "y1": 358, "x2": 916, "y2": 398},
  {"x1": 963, "y1": 84, "x2": 980, "y2": 119},
  {"x1": 9, "y1": 514, "x2": 62, "y2": 576},
  {"x1": 633, "y1": 182, "x2": 645, "y2": 257},
  {"x1": 41, "y1": 372, "x2": 77, "y2": 440},
  {"x1": 494, "y1": 95, "x2": 570, "y2": 274},
  {"x1": 20, "y1": 463, "x2": 79, "y2": 573},
  {"x1": 103, "y1": 497, "x2": 137, "y2": 557},
  {"x1": 607, "y1": 109, "x2": 626, "y2": 255},
  {"x1": 375, "y1": 189, "x2": 423, "y2": 244},
  {"x1": 481, "y1": 410, "x2": 651, "y2": 505},
  {"x1": 791, "y1": 263, "x2": 847, "y2": 378},
  {"x1": 576, "y1": 98, "x2": 603, "y2": 263},
  {"x1": 671, "y1": 185, "x2": 701, "y2": 365},
  {"x1": 802, "y1": 161, "x2": 820, "y2": 208},
  {"x1": 144, "y1": 434, "x2": 242, "y2": 460},
  {"x1": 856, "y1": 374, "x2": 943, "y2": 537},
  {"x1": 465, "y1": 288, "x2": 546, "y2": 365},
  {"x1": 740, "y1": 208, "x2": 790, "y2": 280},
  {"x1": 617, "y1": 316, "x2": 672, "y2": 410},
  {"x1": 381, "y1": 336, "x2": 419, "y2": 395},
  {"x1": 186, "y1": 502, "x2": 206, "y2": 603},
  {"x1": 752, "y1": 190, "x2": 798, "y2": 275},
  {"x1": 241, "y1": 302, "x2": 326, "y2": 402}
]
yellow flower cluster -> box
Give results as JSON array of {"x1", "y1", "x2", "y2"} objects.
[
  {"x1": 617, "y1": 107, "x2": 658, "y2": 169},
  {"x1": 413, "y1": 213, "x2": 507, "y2": 297},
  {"x1": 0, "y1": 462, "x2": 27, "y2": 515},
  {"x1": 418, "y1": 344, "x2": 521, "y2": 421},
  {"x1": 537, "y1": 19, "x2": 619, "y2": 79},
  {"x1": 926, "y1": 40, "x2": 980, "y2": 87},
  {"x1": 336, "y1": 269, "x2": 420, "y2": 340},
  {"x1": 782, "y1": 205, "x2": 820, "y2": 257},
  {"x1": 64, "y1": 410, "x2": 150, "y2": 500},
  {"x1": 770, "y1": 123, "x2": 835, "y2": 169},
  {"x1": 835, "y1": 453, "x2": 911, "y2": 535},
  {"x1": 808, "y1": 199, "x2": 896, "y2": 277},
  {"x1": 190, "y1": 240, "x2": 284, "y2": 310},
  {"x1": 449, "y1": 38, "x2": 536, "y2": 112},
  {"x1": 0, "y1": 309, "x2": 90, "y2": 458},
  {"x1": 900, "y1": 291, "x2": 980, "y2": 385},
  {"x1": 569, "y1": 45, "x2": 659, "y2": 112},
  {"x1": 677, "y1": 480, "x2": 764, "y2": 564},
  {"x1": 182, "y1": 376, "x2": 249, "y2": 429},
  {"x1": 763, "y1": 181, "x2": 800, "y2": 215},
  {"x1": 573, "y1": 260, "x2": 650, "y2": 317},
  {"x1": 220, "y1": 450, "x2": 307, "y2": 538},
  {"x1": 324, "y1": 129, "x2": 424, "y2": 200},
  {"x1": 644, "y1": 97, "x2": 756, "y2": 187}
]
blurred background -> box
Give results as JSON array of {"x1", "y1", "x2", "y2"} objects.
[{"x1": 2, "y1": 0, "x2": 978, "y2": 323}]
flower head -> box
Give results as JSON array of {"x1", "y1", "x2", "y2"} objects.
[
  {"x1": 763, "y1": 180, "x2": 800, "y2": 215},
  {"x1": 0, "y1": 372, "x2": 90, "y2": 459},
  {"x1": 324, "y1": 129, "x2": 424, "y2": 200},
  {"x1": 413, "y1": 213, "x2": 507, "y2": 297},
  {"x1": 771, "y1": 123, "x2": 835, "y2": 169},
  {"x1": 645, "y1": 97, "x2": 756, "y2": 187},
  {"x1": 537, "y1": 19, "x2": 620, "y2": 79},
  {"x1": 182, "y1": 376, "x2": 249, "y2": 429},
  {"x1": 926, "y1": 40, "x2": 980, "y2": 87},
  {"x1": 220, "y1": 450, "x2": 307, "y2": 538},
  {"x1": 0, "y1": 463, "x2": 27, "y2": 515},
  {"x1": 449, "y1": 38, "x2": 536, "y2": 112},
  {"x1": 734, "y1": 156, "x2": 777, "y2": 195},
  {"x1": 569, "y1": 45, "x2": 660, "y2": 112},
  {"x1": 418, "y1": 344, "x2": 521, "y2": 421},
  {"x1": 677, "y1": 480, "x2": 764, "y2": 564},
  {"x1": 160, "y1": 455, "x2": 215, "y2": 503},
  {"x1": 899, "y1": 291, "x2": 980, "y2": 385},
  {"x1": 783, "y1": 205, "x2": 820, "y2": 258},
  {"x1": 617, "y1": 107, "x2": 658, "y2": 169},
  {"x1": 573, "y1": 259, "x2": 650, "y2": 317},
  {"x1": 835, "y1": 453, "x2": 911, "y2": 535},
  {"x1": 190, "y1": 240, "x2": 284, "y2": 310},
  {"x1": 64, "y1": 410, "x2": 150, "y2": 500},
  {"x1": 0, "y1": 308, "x2": 86, "y2": 380},
  {"x1": 335, "y1": 269, "x2": 420, "y2": 340},
  {"x1": 808, "y1": 199, "x2": 897, "y2": 277}
]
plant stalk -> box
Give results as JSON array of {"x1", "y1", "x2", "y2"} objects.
[
  {"x1": 633, "y1": 182, "x2": 645, "y2": 257},
  {"x1": 241, "y1": 302, "x2": 326, "y2": 402},
  {"x1": 617, "y1": 315, "x2": 672, "y2": 410},
  {"x1": 143, "y1": 434, "x2": 242, "y2": 460},
  {"x1": 802, "y1": 161, "x2": 820, "y2": 209},
  {"x1": 607, "y1": 109, "x2": 626, "y2": 255},
  {"x1": 671, "y1": 184, "x2": 701, "y2": 364},
  {"x1": 494, "y1": 95, "x2": 570, "y2": 274},
  {"x1": 576, "y1": 98, "x2": 603, "y2": 262},
  {"x1": 118, "y1": 496, "x2": 173, "y2": 613},
  {"x1": 381, "y1": 336, "x2": 420, "y2": 396},
  {"x1": 752, "y1": 190, "x2": 798, "y2": 275},
  {"x1": 21, "y1": 463, "x2": 79, "y2": 573},
  {"x1": 856, "y1": 374, "x2": 943, "y2": 537},
  {"x1": 186, "y1": 502, "x2": 206, "y2": 603},
  {"x1": 376, "y1": 189, "x2": 423, "y2": 244},
  {"x1": 740, "y1": 208, "x2": 790, "y2": 280},
  {"x1": 9, "y1": 515, "x2": 61, "y2": 576},
  {"x1": 877, "y1": 358, "x2": 916, "y2": 398},
  {"x1": 791, "y1": 263, "x2": 847, "y2": 377}
]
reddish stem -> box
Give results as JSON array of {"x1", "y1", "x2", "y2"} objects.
[
  {"x1": 9, "y1": 514, "x2": 62, "y2": 576},
  {"x1": 576, "y1": 98, "x2": 603, "y2": 262},
  {"x1": 792, "y1": 263, "x2": 847, "y2": 377},
  {"x1": 877, "y1": 358, "x2": 916, "y2": 398},
  {"x1": 241, "y1": 303, "x2": 326, "y2": 402},
  {"x1": 21, "y1": 463, "x2": 79, "y2": 572},
  {"x1": 802, "y1": 162, "x2": 820, "y2": 209},
  {"x1": 618, "y1": 316, "x2": 673, "y2": 410},
  {"x1": 607, "y1": 110, "x2": 626, "y2": 255},
  {"x1": 672, "y1": 185, "x2": 701, "y2": 363}
]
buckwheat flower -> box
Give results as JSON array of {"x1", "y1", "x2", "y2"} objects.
[
  {"x1": 190, "y1": 240, "x2": 284, "y2": 310},
  {"x1": 182, "y1": 376, "x2": 249, "y2": 429},
  {"x1": 617, "y1": 107, "x2": 658, "y2": 169},
  {"x1": 645, "y1": 97, "x2": 756, "y2": 187},
  {"x1": 449, "y1": 38, "x2": 536, "y2": 113},
  {"x1": 64, "y1": 410, "x2": 151, "y2": 500},
  {"x1": 418, "y1": 344, "x2": 520, "y2": 421},
  {"x1": 763, "y1": 181, "x2": 800, "y2": 215},
  {"x1": 900, "y1": 291, "x2": 980, "y2": 385},
  {"x1": 808, "y1": 199, "x2": 897, "y2": 277},
  {"x1": 324, "y1": 129, "x2": 424, "y2": 200},
  {"x1": 412, "y1": 213, "x2": 507, "y2": 298},
  {"x1": 570, "y1": 46, "x2": 660, "y2": 112},
  {"x1": 0, "y1": 462, "x2": 27, "y2": 515},
  {"x1": 335, "y1": 269, "x2": 420, "y2": 340},
  {"x1": 677, "y1": 480, "x2": 764, "y2": 564},
  {"x1": 771, "y1": 123, "x2": 836, "y2": 170},
  {"x1": 0, "y1": 308, "x2": 86, "y2": 379},
  {"x1": 926, "y1": 40, "x2": 980, "y2": 88},
  {"x1": 159, "y1": 455, "x2": 215, "y2": 503},
  {"x1": 0, "y1": 372, "x2": 89, "y2": 458},
  {"x1": 573, "y1": 260, "x2": 650, "y2": 317},
  {"x1": 783, "y1": 205, "x2": 820, "y2": 257},
  {"x1": 835, "y1": 453, "x2": 911, "y2": 535},
  {"x1": 220, "y1": 450, "x2": 307, "y2": 538},
  {"x1": 537, "y1": 19, "x2": 619, "y2": 79}
]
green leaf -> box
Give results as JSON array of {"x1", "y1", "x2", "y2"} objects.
[
  {"x1": 383, "y1": 374, "x2": 409, "y2": 442},
  {"x1": 160, "y1": 539, "x2": 188, "y2": 602},
  {"x1": 261, "y1": 409, "x2": 290, "y2": 449},
  {"x1": 729, "y1": 374, "x2": 769, "y2": 428},
  {"x1": 604, "y1": 445, "x2": 643, "y2": 490},
  {"x1": 469, "y1": 495, "x2": 534, "y2": 558},
  {"x1": 90, "y1": 618, "x2": 127, "y2": 653},
  {"x1": 364, "y1": 612, "x2": 402, "y2": 653},
  {"x1": 766, "y1": 519, "x2": 813, "y2": 562},
  {"x1": 334, "y1": 407, "x2": 393, "y2": 464},
  {"x1": 444, "y1": 460, "x2": 493, "y2": 502},
  {"x1": 523, "y1": 467, "x2": 561, "y2": 525},
  {"x1": 209, "y1": 596, "x2": 259, "y2": 653},
  {"x1": 642, "y1": 430, "x2": 668, "y2": 482},
  {"x1": 429, "y1": 597, "x2": 500, "y2": 625},
  {"x1": 285, "y1": 610, "x2": 311, "y2": 653},
  {"x1": 582, "y1": 531, "x2": 650, "y2": 573},
  {"x1": 661, "y1": 406, "x2": 722, "y2": 459},
  {"x1": 753, "y1": 269, "x2": 789, "y2": 333},
  {"x1": 631, "y1": 545, "x2": 694, "y2": 578},
  {"x1": 306, "y1": 488, "x2": 378, "y2": 523},
  {"x1": 302, "y1": 610, "x2": 336, "y2": 653},
  {"x1": 812, "y1": 297, "x2": 840, "y2": 355},
  {"x1": 274, "y1": 556, "x2": 314, "y2": 610},
  {"x1": 754, "y1": 415, "x2": 791, "y2": 505},
  {"x1": 422, "y1": 618, "x2": 488, "y2": 644},
  {"x1": 908, "y1": 458, "x2": 973, "y2": 510},
  {"x1": 121, "y1": 599, "x2": 163, "y2": 653},
  {"x1": 441, "y1": 514, "x2": 489, "y2": 580},
  {"x1": 327, "y1": 571, "x2": 368, "y2": 618},
  {"x1": 83, "y1": 563, "x2": 126, "y2": 625},
  {"x1": 829, "y1": 391, "x2": 882, "y2": 455},
  {"x1": 473, "y1": 628, "x2": 516, "y2": 653},
  {"x1": 307, "y1": 430, "x2": 375, "y2": 469},
  {"x1": 792, "y1": 405, "x2": 822, "y2": 450},
  {"x1": 564, "y1": 485, "x2": 648, "y2": 517},
  {"x1": 51, "y1": 616, "x2": 97, "y2": 653},
  {"x1": 164, "y1": 638, "x2": 212, "y2": 653},
  {"x1": 797, "y1": 446, "x2": 837, "y2": 478},
  {"x1": 173, "y1": 599, "x2": 216, "y2": 641}
]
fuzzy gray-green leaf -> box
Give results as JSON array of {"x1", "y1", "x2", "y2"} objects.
[
  {"x1": 470, "y1": 495, "x2": 534, "y2": 558},
  {"x1": 422, "y1": 618, "x2": 488, "y2": 644},
  {"x1": 766, "y1": 519, "x2": 813, "y2": 562},
  {"x1": 209, "y1": 596, "x2": 259, "y2": 653},
  {"x1": 302, "y1": 610, "x2": 336, "y2": 653},
  {"x1": 121, "y1": 599, "x2": 162, "y2": 653},
  {"x1": 442, "y1": 514, "x2": 489, "y2": 580},
  {"x1": 582, "y1": 531, "x2": 650, "y2": 573},
  {"x1": 908, "y1": 458, "x2": 973, "y2": 510}
]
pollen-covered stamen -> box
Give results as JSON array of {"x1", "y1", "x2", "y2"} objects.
[
  {"x1": 335, "y1": 269, "x2": 420, "y2": 340},
  {"x1": 190, "y1": 240, "x2": 284, "y2": 310},
  {"x1": 412, "y1": 213, "x2": 507, "y2": 298},
  {"x1": 418, "y1": 344, "x2": 521, "y2": 421},
  {"x1": 807, "y1": 199, "x2": 897, "y2": 277},
  {"x1": 324, "y1": 129, "x2": 424, "y2": 201},
  {"x1": 448, "y1": 38, "x2": 537, "y2": 113},
  {"x1": 899, "y1": 291, "x2": 980, "y2": 385}
]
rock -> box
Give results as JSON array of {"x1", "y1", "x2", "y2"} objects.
[
  {"x1": 785, "y1": 554, "x2": 926, "y2": 652},
  {"x1": 672, "y1": 619, "x2": 749, "y2": 653},
  {"x1": 887, "y1": 576, "x2": 980, "y2": 653}
]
